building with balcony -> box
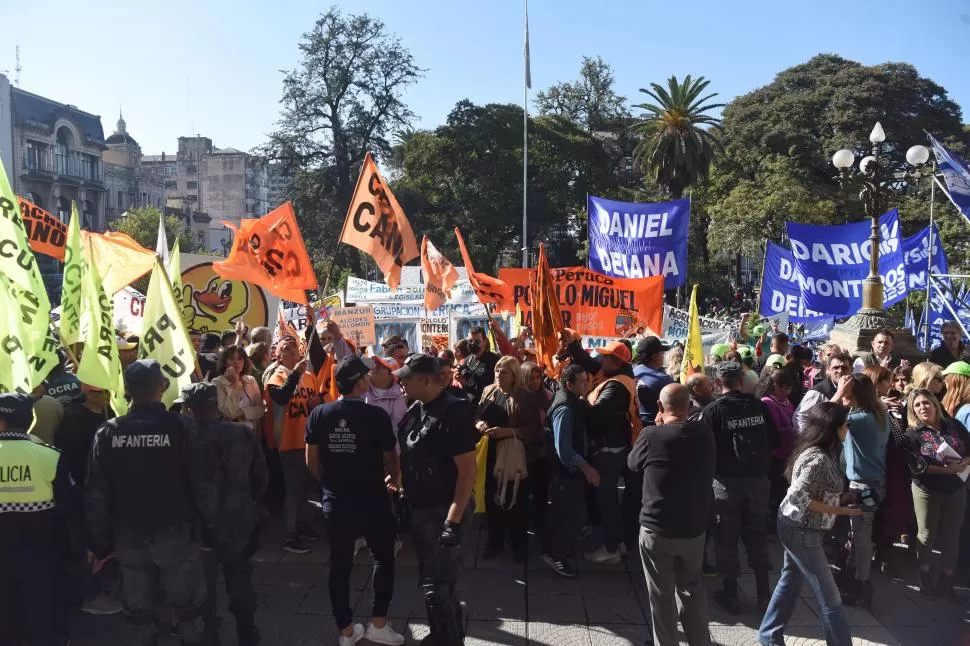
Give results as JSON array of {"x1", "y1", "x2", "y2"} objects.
[
  {"x1": 102, "y1": 114, "x2": 165, "y2": 223},
  {"x1": 10, "y1": 85, "x2": 106, "y2": 231}
]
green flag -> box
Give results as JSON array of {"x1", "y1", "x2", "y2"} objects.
[
  {"x1": 168, "y1": 237, "x2": 183, "y2": 298},
  {"x1": 0, "y1": 156, "x2": 57, "y2": 391},
  {"x1": 60, "y1": 203, "x2": 85, "y2": 346},
  {"x1": 76, "y1": 245, "x2": 127, "y2": 415},
  {"x1": 140, "y1": 258, "x2": 196, "y2": 408}
]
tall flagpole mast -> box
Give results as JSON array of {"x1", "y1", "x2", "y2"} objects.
[{"x1": 522, "y1": 0, "x2": 531, "y2": 268}]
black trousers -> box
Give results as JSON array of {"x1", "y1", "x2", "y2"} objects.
[
  {"x1": 484, "y1": 474, "x2": 529, "y2": 556},
  {"x1": 202, "y1": 530, "x2": 258, "y2": 631},
  {"x1": 0, "y1": 544, "x2": 59, "y2": 646},
  {"x1": 326, "y1": 503, "x2": 397, "y2": 630}
]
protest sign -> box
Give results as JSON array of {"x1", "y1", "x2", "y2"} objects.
[
  {"x1": 341, "y1": 153, "x2": 419, "y2": 289},
  {"x1": 785, "y1": 210, "x2": 907, "y2": 316},
  {"x1": 497, "y1": 266, "x2": 664, "y2": 338},
  {"x1": 346, "y1": 276, "x2": 479, "y2": 305},
  {"x1": 662, "y1": 303, "x2": 733, "y2": 339},
  {"x1": 370, "y1": 301, "x2": 485, "y2": 320},
  {"x1": 114, "y1": 286, "x2": 146, "y2": 335},
  {"x1": 179, "y1": 253, "x2": 275, "y2": 334},
  {"x1": 140, "y1": 259, "x2": 196, "y2": 408},
  {"x1": 19, "y1": 197, "x2": 67, "y2": 261},
  {"x1": 903, "y1": 225, "x2": 949, "y2": 292},
  {"x1": 329, "y1": 306, "x2": 377, "y2": 347},
  {"x1": 758, "y1": 241, "x2": 830, "y2": 324},
  {"x1": 375, "y1": 318, "x2": 419, "y2": 352},
  {"x1": 587, "y1": 196, "x2": 689, "y2": 289}
]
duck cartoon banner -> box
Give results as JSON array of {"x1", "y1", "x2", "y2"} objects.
[{"x1": 177, "y1": 253, "x2": 278, "y2": 334}]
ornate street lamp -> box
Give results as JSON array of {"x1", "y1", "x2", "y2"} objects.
[{"x1": 828, "y1": 123, "x2": 930, "y2": 352}]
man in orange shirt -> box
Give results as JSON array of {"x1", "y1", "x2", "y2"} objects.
[{"x1": 265, "y1": 336, "x2": 321, "y2": 554}]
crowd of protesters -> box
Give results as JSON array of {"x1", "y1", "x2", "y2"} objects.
[{"x1": 5, "y1": 307, "x2": 970, "y2": 646}]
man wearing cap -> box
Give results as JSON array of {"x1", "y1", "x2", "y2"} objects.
[
  {"x1": 0, "y1": 392, "x2": 78, "y2": 646},
  {"x1": 634, "y1": 337, "x2": 675, "y2": 427},
  {"x1": 395, "y1": 354, "x2": 477, "y2": 645},
  {"x1": 306, "y1": 356, "x2": 405, "y2": 646},
  {"x1": 199, "y1": 333, "x2": 222, "y2": 379},
  {"x1": 366, "y1": 356, "x2": 407, "y2": 431},
  {"x1": 85, "y1": 359, "x2": 219, "y2": 646},
  {"x1": 178, "y1": 383, "x2": 267, "y2": 646},
  {"x1": 381, "y1": 335, "x2": 410, "y2": 367},
  {"x1": 458, "y1": 326, "x2": 501, "y2": 405},
  {"x1": 698, "y1": 361, "x2": 777, "y2": 614},
  {"x1": 753, "y1": 333, "x2": 789, "y2": 374},
  {"x1": 264, "y1": 336, "x2": 321, "y2": 554},
  {"x1": 44, "y1": 351, "x2": 82, "y2": 406}
]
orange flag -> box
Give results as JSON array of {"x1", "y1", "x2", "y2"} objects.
[
  {"x1": 454, "y1": 227, "x2": 512, "y2": 307},
  {"x1": 82, "y1": 230, "x2": 156, "y2": 295},
  {"x1": 420, "y1": 236, "x2": 459, "y2": 312},
  {"x1": 214, "y1": 203, "x2": 318, "y2": 304},
  {"x1": 530, "y1": 243, "x2": 564, "y2": 372},
  {"x1": 340, "y1": 153, "x2": 419, "y2": 290}
]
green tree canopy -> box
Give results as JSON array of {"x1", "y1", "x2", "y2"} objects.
[{"x1": 111, "y1": 206, "x2": 203, "y2": 254}]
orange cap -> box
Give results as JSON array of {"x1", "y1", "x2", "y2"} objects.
[{"x1": 599, "y1": 341, "x2": 632, "y2": 364}]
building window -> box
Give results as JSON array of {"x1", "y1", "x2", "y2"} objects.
[
  {"x1": 184, "y1": 164, "x2": 197, "y2": 175},
  {"x1": 26, "y1": 192, "x2": 43, "y2": 208},
  {"x1": 118, "y1": 191, "x2": 125, "y2": 211},
  {"x1": 83, "y1": 200, "x2": 94, "y2": 230},
  {"x1": 55, "y1": 127, "x2": 74, "y2": 176},
  {"x1": 57, "y1": 197, "x2": 70, "y2": 223},
  {"x1": 186, "y1": 181, "x2": 198, "y2": 189},
  {"x1": 81, "y1": 154, "x2": 99, "y2": 181},
  {"x1": 164, "y1": 180, "x2": 177, "y2": 189}
]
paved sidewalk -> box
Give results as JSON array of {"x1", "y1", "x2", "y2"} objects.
[{"x1": 70, "y1": 517, "x2": 970, "y2": 645}]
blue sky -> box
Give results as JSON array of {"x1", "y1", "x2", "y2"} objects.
[{"x1": 3, "y1": 0, "x2": 968, "y2": 155}]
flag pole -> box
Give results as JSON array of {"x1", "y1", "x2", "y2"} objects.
[
  {"x1": 924, "y1": 162, "x2": 937, "y2": 352},
  {"x1": 521, "y1": 0, "x2": 530, "y2": 269}
]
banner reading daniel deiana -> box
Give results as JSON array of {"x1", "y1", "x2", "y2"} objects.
[
  {"x1": 587, "y1": 196, "x2": 689, "y2": 289},
  {"x1": 785, "y1": 210, "x2": 907, "y2": 317},
  {"x1": 759, "y1": 241, "x2": 830, "y2": 324}
]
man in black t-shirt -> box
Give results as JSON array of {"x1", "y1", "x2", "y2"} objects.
[
  {"x1": 457, "y1": 326, "x2": 500, "y2": 404},
  {"x1": 394, "y1": 354, "x2": 477, "y2": 645},
  {"x1": 305, "y1": 356, "x2": 405, "y2": 646}
]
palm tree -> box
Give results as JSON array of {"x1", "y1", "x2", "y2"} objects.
[{"x1": 632, "y1": 75, "x2": 724, "y2": 198}]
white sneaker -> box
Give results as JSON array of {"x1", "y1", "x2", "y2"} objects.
[
  {"x1": 364, "y1": 621, "x2": 406, "y2": 645},
  {"x1": 393, "y1": 537, "x2": 403, "y2": 557},
  {"x1": 353, "y1": 537, "x2": 367, "y2": 558},
  {"x1": 338, "y1": 623, "x2": 364, "y2": 646},
  {"x1": 584, "y1": 546, "x2": 621, "y2": 565}
]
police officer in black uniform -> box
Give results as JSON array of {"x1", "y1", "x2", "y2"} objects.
[
  {"x1": 394, "y1": 354, "x2": 478, "y2": 646},
  {"x1": 85, "y1": 360, "x2": 219, "y2": 646},
  {"x1": 177, "y1": 382, "x2": 268, "y2": 646},
  {"x1": 0, "y1": 392, "x2": 77, "y2": 646},
  {"x1": 699, "y1": 361, "x2": 778, "y2": 615}
]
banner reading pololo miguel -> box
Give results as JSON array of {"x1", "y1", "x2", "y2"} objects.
[
  {"x1": 497, "y1": 267, "x2": 664, "y2": 339},
  {"x1": 785, "y1": 209, "x2": 907, "y2": 317},
  {"x1": 587, "y1": 195, "x2": 689, "y2": 289}
]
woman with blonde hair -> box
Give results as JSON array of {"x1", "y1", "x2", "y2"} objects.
[
  {"x1": 475, "y1": 355, "x2": 542, "y2": 561},
  {"x1": 665, "y1": 345, "x2": 684, "y2": 382},
  {"x1": 905, "y1": 388, "x2": 970, "y2": 597},
  {"x1": 910, "y1": 361, "x2": 945, "y2": 400}
]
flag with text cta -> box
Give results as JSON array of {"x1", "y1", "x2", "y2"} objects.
[
  {"x1": 341, "y1": 153, "x2": 419, "y2": 290},
  {"x1": 139, "y1": 258, "x2": 196, "y2": 408},
  {"x1": 0, "y1": 156, "x2": 57, "y2": 392},
  {"x1": 454, "y1": 227, "x2": 513, "y2": 307},
  {"x1": 680, "y1": 285, "x2": 703, "y2": 384},
  {"x1": 530, "y1": 243, "x2": 564, "y2": 372},
  {"x1": 59, "y1": 204, "x2": 86, "y2": 346},
  {"x1": 929, "y1": 134, "x2": 970, "y2": 224},
  {"x1": 214, "y1": 203, "x2": 318, "y2": 304},
  {"x1": 76, "y1": 240, "x2": 127, "y2": 415},
  {"x1": 420, "y1": 236, "x2": 460, "y2": 312}
]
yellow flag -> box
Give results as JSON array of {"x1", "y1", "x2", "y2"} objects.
[
  {"x1": 680, "y1": 285, "x2": 703, "y2": 384},
  {"x1": 76, "y1": 245, "x2": 127, "y2": 415},
  {"x1": 0, "y1": 156, "x2": 57, "y2": 391},
  {"x1": 0, "y1": 274, "x2": 37, "y2": 393},
  {"x1": 168, "y1": 237, "x2": 183, "y2": 298},
  {"x1": 139, "y1": 258, "x2": 196, "y2": 408},
  {"x1": 59, "y1": 203, "x2": 85, "y2": 346}
]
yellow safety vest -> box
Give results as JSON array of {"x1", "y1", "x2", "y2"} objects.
[{"x1": 0, "y1": 433, "x2": 58, "y2": 512}]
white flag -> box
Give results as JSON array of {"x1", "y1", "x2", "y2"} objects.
[
  {"x1": 155, "y1": 212, "x2": 170, "y2": 266},
  {"x1": 524, "y1": 0, "x2": 532, "y2": 90}
]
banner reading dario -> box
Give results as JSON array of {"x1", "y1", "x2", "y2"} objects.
[
  {"x1": 497, "y1": 266, "x2": 664, "y2": 339},
  {"x1": 785, "y1": 210, "x2": 907, "y2": 317},
  {"x1": 759, "y1": 241, "x2": 830, "y2": 324},
  {"x1": 587, "y1": 195, "x2": 689, "y2": 289}
]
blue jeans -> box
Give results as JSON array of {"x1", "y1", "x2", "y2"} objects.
[{"x1": 758, "y1": 517, "x2": 852, "y2": 646}]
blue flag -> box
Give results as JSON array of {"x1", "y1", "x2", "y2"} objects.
[
  {"x1": 902, "y1": 224, "x2": 949, "y2": 292},
  {"x1": 919, "y1": 282, "x2": 970, "y2": 352},
  {"x1": 587, "y1": 195, "x2": 689, "y2": 289},
  {"x1": 785, "y1": 209, "x2": 907, "y2": 317},
  {"x1": 904, "y1": 302, "x2": 915, "y2": 337},
  {"x1": 759, "y1": 241, "x2": 830, "y2": 323},
  {"x1": 929, "y1": 134, "x2": 970, "y2": 225}
]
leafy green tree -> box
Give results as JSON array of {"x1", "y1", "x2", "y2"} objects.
[
  {"x1": 111, "y1": 206, "x2": 203, "y2": 253},
  {"x1": 536, "y1": 56, "x2": 628, "y2": 131},
  {"x1": 632, "y1": 75, "x2": 724, "y2": 199},
  {"x1": 257, "y1": 6, "x2": 423, "y2": 275}
]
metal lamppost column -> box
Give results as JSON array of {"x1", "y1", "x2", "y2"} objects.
[{"x1": 860, "y1": 136, "x2": 884, "y2": 313}]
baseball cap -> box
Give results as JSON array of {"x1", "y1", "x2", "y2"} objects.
[
  {"x1": 599, "y1": 341, "x2": 632, "y2": 364},
  {"x1": 335, "y1": 356, "x2": 374, "y2": 392},
  {"x1": 716, "y1": 361, "x2": 743, "y2": 379},
  {"x1": 710, "y1": 343, "x2": 732, "y2": 361},
  {"x1": 116, "y1": 336, "x2": 136, "y2": 351},
  {"x1": 736, "y1": 346, "x2": 754, "y2": 360},
  {"x1": 174, "y1": 382, "x2": 218, "y2": 407},
  {"x1": 0, "y1": 392, "x2": 35, "y2": 429},
  {"x1": 764, "y1": 354, "x2": 786, "y2": 370},
  {"x1": 635, "y1": 336, "x2": 671, "y2": 358},
  {"x1": 124, "y1": 359, "x2": 164, "y2": 391},
  {"x1": 943, "y1": 361, "x2": 970, "y2": 378},
  {"x1": 752, "y1": 324, "x2": 767, "y2": 336},
  {"x1": 392, "y1": 353, "x2": 442, "y2": 379},
  {"x1": 371, "y1": 356, "x2": 399, "y2": 372},
  {"x1": 381, "y1": 335, "x2": 404, "y2": 349}
]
